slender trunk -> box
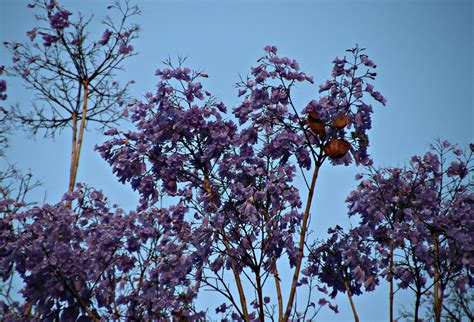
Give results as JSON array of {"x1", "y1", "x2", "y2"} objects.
[
  {"x1": 283, "y1": 164, "x2": 320, "y2": 321},
  {"x1": 70, "y1": 79, "x2": 89, "y2": 192},
  {"x1": 272, "y1": 261, "x2": 283, "y2": 322},
  {"x1": 414, "y1": 291, "x2": 421, "y2": 321},
  {"x1": 344, "y1": 280, "x2": 359, "y2": 322},
  {"x1": 389, "y1": 240, "x2": 394, "y2": 322},
  {"x1": 203, "y1": 174, "x2": 250, "y2": 321},
  {"x1": 438, "y1": 283, "x2": 445, "y2": 322},
  {"x1": 255, "y1": 268, "x2": 265, "y2": 322},
  {"x1": 433, "y1": 232, "x2": 440, "y2": 322},
  {"x1": 63, "y1": 80, "x2": 98, "y2": 320},
  {"x1": 68, "y1": 112, "x2": 78, "y2": 193}
]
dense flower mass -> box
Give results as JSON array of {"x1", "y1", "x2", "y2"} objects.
[
  {"x1": 3, "y1": 40, "x2": 387, "y2": 320},
  {"x1": 1, "y1": 186, "x2": 205, "y2": 321},
  {"x1": 306, "y1": 226, "x2": 379, "y2": 299},
  {"x1": 95, "y1": 55, "x2": 307, "y2": 309},
  {"x1": 306, "y1": 140, "x2": 474, "y2": 320},
  {"x1": 1, "y1": 2, "x2": 471, "y2": 320}
]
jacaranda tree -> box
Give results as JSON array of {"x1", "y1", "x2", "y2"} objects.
[
  {"x1": 1, "y1": 28, "x2": 390, "y2": 320},
  {"x1": 2, "y1": 1, "x2": 472, "y2": 321},
  {"x1": 3, "y1": 0, "x2": 139, "y2": 193},
  {"x1": 95, "y1": 44, "x2": 386, "y2": 321},
  {"x1": 307, "y1": 140, "x2": 473, "y2": 322}
]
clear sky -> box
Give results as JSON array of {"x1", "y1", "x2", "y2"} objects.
[{"x1": 1, "y1": 0, "x2": 472, "y2": 321}]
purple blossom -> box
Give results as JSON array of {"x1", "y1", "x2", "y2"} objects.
[
  {"x1": 98, "y1": 29, "x2": 112, "y2": 45},
  {"x1": 49, "y1": 9, "x2": 72, "y2": 31},
  {"x1": 118, "y1": 44, "x2": 133, "y2": 55},
  {"x1": 39, "y1": 32, "x2": 60, "y2": 47},
  {"x1": 360, "y1": 54, "x2": 377, "y2": 68},
  {"x1": 1, "y1": 186, "x2": 205, "y2": 320},
  {"x1": 264, "y1": 45, "x2": 278, "y2": 54},
  {"x1": 344, "y1": 140, "x2": 473, "y2": 319}
]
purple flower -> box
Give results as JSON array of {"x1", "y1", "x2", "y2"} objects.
[
  {"x1": 40, "y1": 33, "x2": 60, "y2": 47},
  {"x1": 319, "y1": 80, "x2": 335, "y2": 93},
  {"x1": 328, "y1": 303, "x2": 339, "y2": 313},
  {"x1": 318, "y1": 298, "x2": 328, "y2": 306},
  {"x1": 118, "y1": 44, "x2": 133, "y2": 55},
  {"x1": 49, "y1": 9, "x2": 72, "y2": 31},
  {"x1": 98, "y1": 29, "x2": 112, "y2": 45},
  {"x1": 360, "y1": 54, "x2": 377, "y2": 68},
  {"x1": 264, "y1": 45, "x2": 278, "y2": 54},
  {"x1": 371, "y1": 91, "x2": 387, "y2": 105}
]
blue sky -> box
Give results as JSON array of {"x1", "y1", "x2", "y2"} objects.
[{"x1": 1, "y1": 0, "x2": 472, "y2": 320}]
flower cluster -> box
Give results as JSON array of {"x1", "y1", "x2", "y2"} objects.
[
  {"x1": 308, "y1": 140, "x2": 473, "y2": 319},
  {"x1": 349, "y1": 141, "x2": 473, "y2": 286},
  {"x1": 305, "y1": 226, "x2": 379, "y2": 299},
  {"x1": 302, "y1": 46, "x2": 386, "y2": 166},
  {"x1": 3, "y1": 44, "x2": 386, "y2": 320},
  {"x1": 1, "y1": 185, "x2": 205, "y2": 320},
  {"x1": 96, "y1": 55, "x2": 316, "y2": 319},
  {"x1": 25, "y1": 1, "x2": 72, "y2": 47},
  {"x1": 234, "y1": 45, "x2": 386, "y2": 170}
]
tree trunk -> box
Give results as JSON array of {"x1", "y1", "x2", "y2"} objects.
[
  {"x1": 283, "y1": 164, "x2": 321, "y2": 321},
  {"x1": 344, "y1": 280, "x2": 360, "y2": 322}
]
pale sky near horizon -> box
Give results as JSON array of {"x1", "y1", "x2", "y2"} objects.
[{"x1": 1, "y1": 0, "x2": 472, "y2": 320}]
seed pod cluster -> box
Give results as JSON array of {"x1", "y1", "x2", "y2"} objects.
[{"x1": 306, "y1": 111, "x2": 352, "y2": 159}]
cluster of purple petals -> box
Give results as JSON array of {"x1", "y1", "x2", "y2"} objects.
[
  {"x1": 305, "y1": 227, "x2": 379, "y2": 299},
  {"x1": 98, "y1": 29, "x2": 112, "y2": 46},
  {"x1": 118, "y1": 44, "x2": 133, "y2": 55},
  {"x1": 24, "y1": 1, "x2": 72, "y2": 47},
  {"x1": 310, "y1": 141, "x2": 474, "y2": 301},
  {"x1": 96, "y1": 56, "x2": 312, "y2": 317},
  {"x1": 0, "y1": 185, "x2": 205, "y2": 320},
  {"x1": 233, "y1": 45, "x2": 386, "y2": 170},
  {"x1": 96, "y1": 66, "x2": 236, "y2": 207},
  {"x1": 49, "y1": 7, "x2": 72, "y2": 31}
]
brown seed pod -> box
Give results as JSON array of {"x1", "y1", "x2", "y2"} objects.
[
  {"x1": 324, "y1": 139, "x2": 351, "y2": 159},
  {"x1": 332, "y1": 114, "x2": 348, "y2": 128},
  {"x1": 308, "y1": 119, "x2": 326, "y2": 136},
  {"x1": 307, "y1": 111, "x2": 326, "y2": 136}
]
